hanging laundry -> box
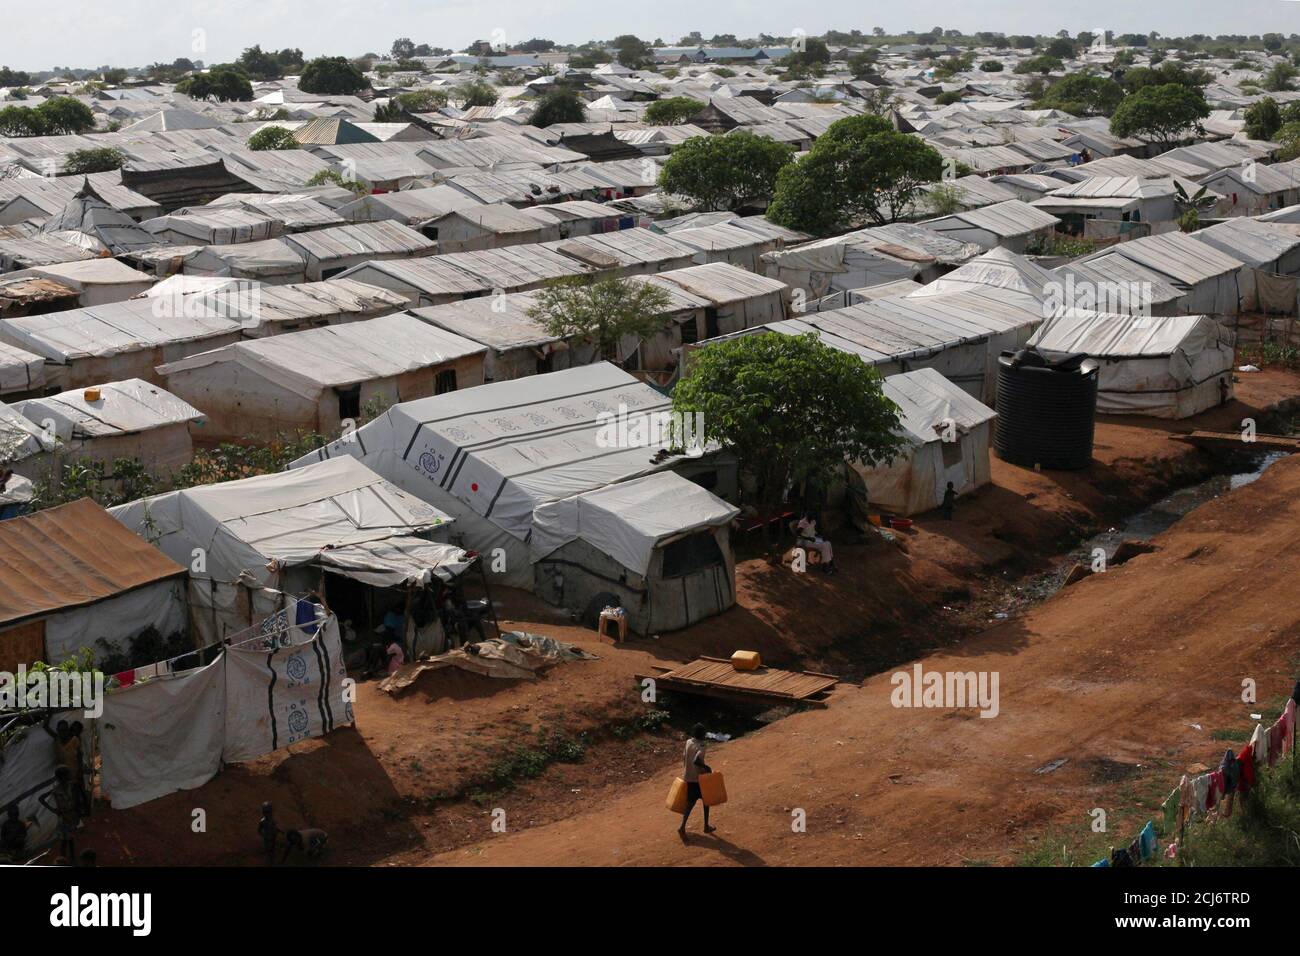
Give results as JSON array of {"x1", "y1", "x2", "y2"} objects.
[
  {"x1": 1160, "y1": 786, "x2": 1180, "y2": 835},
  {"x1": 113, "y1": 669, "x2": 135, "y2": 688},
  {"x1": 1206, "y1": 770, "x2": 1223, "y2": 810},
  {"x1": 1219, "y1": 749, "x2": 1240, "y2": 794},
  {"x1": 1283, "y1": 699, "x2": 1296, "y2": 752},
  {"x1": 1127, "y1": 836, "x2": 1143, "y2": 864},
  {"x1": 1110, "y1": 846, "x2": 1134, "y2": 867},
  {"x1": 1138, "y1": 821, "x2": 1157, "y2": 861},
  {"x1": 1164, "y1": 841, "x2": 1179, "y2": 860},
  {"x1": 1237, "y1": 743, "x2": 1256, "y2": 796},
  {"x1": 1091, "y1": 857, "x2": 1110, "y2": 868},
  {"x1": 1251, "y1": 723, "x2": 1266, "y2": 766},
  {"x1": 1269, "y1": 719, "x2": 1284, "y2": 767}
]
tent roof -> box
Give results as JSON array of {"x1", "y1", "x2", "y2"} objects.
[
  {"x1": 531, "y1": 471, "x2": 739, "y2": 575},
  {"x1": 0, "y1": 298, "x2": 242, "y2": 362},
  {"x1": 882, "y1": 367, "x2": 996, "y2": 446},
  {"x1": 158, "y1": 313, "x2": 485, "y2": 395},
  {"x1": 16, "y1": 378, "x2": 203, "y2": 439},
  {"x1": 109, "y1": 455, "x2": 457, "y2": 586},
  {"x1": 1028, "y1": 311, "x2": 1230, "y2": 359},
  {"x1": 0, "y1": 498, "x2": 185, "y2": 627},
  {"x1": 292, "y1": 363, "x2": 699, "y2": 542}
]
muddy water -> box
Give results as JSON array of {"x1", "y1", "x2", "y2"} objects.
[{"x1": 1020, "y1": 450, "x2": 1292, "y2": 603}]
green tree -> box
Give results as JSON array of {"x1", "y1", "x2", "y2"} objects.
[
  {"x1": 1110, "y1": 83, "x2": 1210, "y2": 145},
  {"x1": 1245, "y1": 97, "x2": 1283, "y2": 140},
  {"x1": 236, "y1": 45, "x2": 284, "y2": 80},
  {"x1": 1045, "y1": 37, "x2": 1076, "y2": 58},
  {"x1": 63, "y1": 147, "x2": 125, "y2": 174},
  {"x1": 644, "y1": 96, "x2": 703, "y2": 125},
  {"x1": 246, "y1": 125, "x2": 299, "y2": 150},
  {"x1": 35, "y1": 96, "x2": 96, "y2": 134},
  {"x1": 177, "y1": 68, "x2": 253, "y2": 101},
  {"x1": 0, "y1": 104, "x2": 48, "y2": 136},
  {"x1": 934, "y1": 90, "x2": 962, "y2": 105},
  {"x1": 0, "y1": 66, "x2": 31, "y2": 86},
  {"x1": 767, "y1": 113, "x2": 944, "y2": 233},
  {"x1": 981, "y1": 59, "x2": 1004, "y2": 72},
  {"x1": 1263, "y1": 62, "x2": 1298, "y2": 93},
  {"x1": 613, "y1": 34, "x2": 656, "y2": 69},
  {"x1": 785, "y1": 37, "x2": 832, "y2": 73},
  {"x1": 1273, "y1": 121, "x2": 1300, "y2": 161},
  {"x1": 1035, "y1": 74, "x2": 1124, "y2": 116},
  {"x1": 305, "y1": 168, "x2": 367, "y2": 193},
  {"x1": 658, "y1": 131, "x2": 794, "y2": 211},
  {"x1": 530, "y1": 87, "x2": 585, "y2": 126},
  {"x1": 847, "y1": 51, "x2": 878, "y2": 79},
  {"x1": 525, "y1": 275, "x2": 673, "y2": 361},
  {"x1": 1119, "y1": 61, "x2": 1210, "y2": 92},
  {"x1": 672, "y1": 333, "x2": 905, "y2": 530},
  {"x1": 298, "y1": 56, "x2": 369, "y2": 94},
  {"x1": 454, "y1": 78, "x2": 498, "y2": 107},
  {"x1": 1013, "y1": 55, "x2": 1063, "y2": 75}
]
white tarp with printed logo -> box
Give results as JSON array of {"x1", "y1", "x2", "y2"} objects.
[
  {"x1": 98, "y1": 656, "x2": 225, "y2": 810},
  {"x1": 222, "y1": 616, "x2": 352, "y2": 763}
]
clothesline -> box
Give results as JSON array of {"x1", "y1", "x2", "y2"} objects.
[
  {"x1": 110, "y1": 595, "x2": 323, "y2": 688},
  {"x1": 1092, "y1": 688, "x2": 1298, "y2": 867}
]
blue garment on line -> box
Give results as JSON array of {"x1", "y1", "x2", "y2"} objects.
[{"x1": 1139, "y1": 821, "x2": 1157, "y2": 861}]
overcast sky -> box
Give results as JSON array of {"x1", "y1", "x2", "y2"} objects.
[{"x1": 5, "y1": 0, "x2": 1300, "y2": 71}]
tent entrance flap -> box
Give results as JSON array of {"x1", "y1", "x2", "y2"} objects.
[{"x1": 315, "y1": 538, "x2": 474, "y2": 587}]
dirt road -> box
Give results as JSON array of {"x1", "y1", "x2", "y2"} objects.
[{"x1": 421, "y1": 452, "x2": 1300, "y2": 866}]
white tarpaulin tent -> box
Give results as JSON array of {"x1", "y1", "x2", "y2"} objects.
[
  {"x1": 290, "y1": 363, "x2": 718, "y2": 589},
  {"x1": 14, "y1": 378, "x2": 204, "y2": 478},
  {"x1": 0, "y1": 341, "x2": 46, "y2": 397},
  {"x1": 111, "y1": 456, "x2": 462, "y2": 642},
  {"x1": 1027, "y1": 311, "x2": 1235, "y2": 418},
  {"x1": 531, "y1": 471, "x2": 739, "y2": 576},
  {"x1": 528, "y1": 471, "x2": 740, "y2": 633},
  {"x1": 851, "y1": 367, "x2": 997, "y2": 517},
  {"x1": 99, "y1": 615, "x2": 352, "y2": 809}
]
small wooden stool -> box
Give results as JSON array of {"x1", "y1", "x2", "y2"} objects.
[{"x1": 598, "y1": 608, "x2": 628, "y2": 642}]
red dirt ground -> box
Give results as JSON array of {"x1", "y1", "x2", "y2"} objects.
[{"x1": 78, "y1": 368, "x2": 1300, "y2": 866}]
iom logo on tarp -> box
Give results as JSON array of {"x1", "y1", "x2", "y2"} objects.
[
  {"x1": 417, "y1": 449, "x2": 445, "y2": 479},
  {"x1": 286, "y1": 701, "x2": 311, "y2": 742},
  {"x1": 285, "y1": 652, "x2": 310, "y2": 687}
]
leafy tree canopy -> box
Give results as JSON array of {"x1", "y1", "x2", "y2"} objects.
[
  {"x1": 298, "y1": 56, "x2": 369, "y2": 95},
  {"x1": 1110, "y1": 83, "x2": 1210, "y2": 145},
  {"x1": 525, "y1": 275, "x2": 673, "y2": 360},
  {"x1": 63, "y1": 146, "x2": 125, "y2": 174},
  {"x1": 767, "y1": 113, "x2": 943, "y2": 234},
  {"x1": 176, "y1": 68, "x2": 253, "y2": 102},
  {"x1": 658, "y1": 131, "x2": 794, "y2": 211},
  {"x1": 672, "y1": 333, "x2": 906, "y2": 514},
  {"x1": 246, "y1": 125, "x2": 299, "y2": 150},
  {"x1": 530, "y1": 87, "x2": 585, "y2": 127},
  {"x1": 1035, "y1": 73, "x2": 1124, "y2": 116},
  {"x1": 644, "y1": 96, "x2": 703, "y2": 125}
]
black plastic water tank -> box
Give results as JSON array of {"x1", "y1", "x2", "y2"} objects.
[{"x1": 994, "y1": 348, "x2": 1099, "y2": 470}]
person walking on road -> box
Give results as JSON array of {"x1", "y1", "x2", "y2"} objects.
[{"x1": 678, "y1": 724, "x2": 716, "y2": 840}]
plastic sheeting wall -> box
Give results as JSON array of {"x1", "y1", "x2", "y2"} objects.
[{"x1": 98, "y1": 616, "x2": 351, "y2": 809}]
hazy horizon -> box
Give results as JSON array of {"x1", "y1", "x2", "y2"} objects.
[{"x1": 3, "y1": 0, "x2": 1300, "y2": 73}]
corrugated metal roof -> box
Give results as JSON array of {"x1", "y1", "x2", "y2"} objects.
[{"x1": 0, "y1": 498, "x2": 184, "y2": 627}]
